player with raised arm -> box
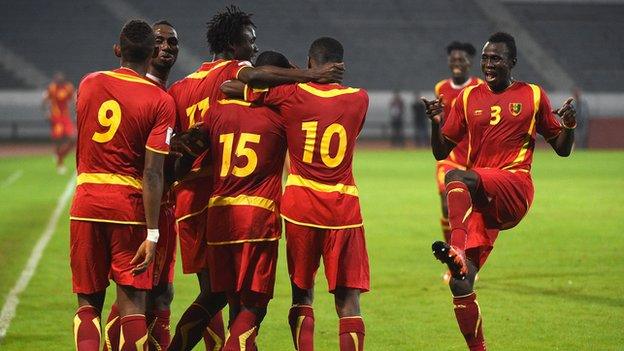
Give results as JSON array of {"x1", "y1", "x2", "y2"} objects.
[
  {"x1": 102, "y1": 20, "x2": 181, "y2": 351},
  {"x1": 167, "y1": 6, "x2": 343, "y2": 351},
  {"x1": 423, "y1": 32, "x2": 576, "y2": 350},
  {"x1": 70, "y1": 20, "x2": 175, "y2": 351},
  {"x1": 433, "y1": 42, "x2": 484, "y2": 245},
  {"x1": 223, "y1": 37, "x2": 370, "y2": 351},
  {"x1": 43, "y1": 71, "x2": 76, "y2": 174}
]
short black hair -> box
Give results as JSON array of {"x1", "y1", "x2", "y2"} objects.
[
  {"x1": 308, "y1": 37, "x2": 343, "y2": 64},
  {"x1": 153, "y1": 20, "x2": 175, "y2": 28},
  {"x1": 487, "y1": 32, "x2": 517, "y2": 60},
  {"x1": 255, "y1": 51, "x2": 290, "y2": 68},
  {"x1": 206, "y1": 5, "x2": 255, "y2": 54},
  {"x1": 119, "y1": 20, "x2": 155, "y2": 62},
  {"x1": 446, "y1": 41, "x2": 476, "y2": 57}
]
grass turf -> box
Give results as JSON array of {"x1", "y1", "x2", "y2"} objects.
[{"x1": 0, "y1": 149, "x2": 622, "y2": 350}]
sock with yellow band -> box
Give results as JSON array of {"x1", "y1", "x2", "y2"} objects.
[
  {"x1": 288, "y1": 305, "x2": 314, "y2": 351},
  {"x1": 338, "y1": 316, "x2": 365, "y2": 351},
  {"x1": 74, "y1": 305, "x2": 101, "y2": 351}
]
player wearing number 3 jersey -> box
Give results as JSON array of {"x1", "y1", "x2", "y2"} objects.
[
  {"x1": 229, "y1": 37, "x2": 370, "y2": 351},
  {"x1": 69, "y1": 20, "x2": 175, "y2": 351}
]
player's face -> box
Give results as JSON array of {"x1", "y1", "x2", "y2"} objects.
[
  {"x1": 152, "y1": 24, "x2": 179, "y2": 70},
  {"x1": 448, "y1": 50, "x2": 471, "y2": 78},
  {"x1": 480, "y1": 42, "x2": 513, "y2": 89},
  {"x1": 233, "y1": 25, "x2": 258, "y2": 61}
]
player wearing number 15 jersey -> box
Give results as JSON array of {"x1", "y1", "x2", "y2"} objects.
[
  {"x1": 69, "y1": 20, "x2": 175, "y2": 351},
  {"x1": 233, "y1": 37, "x2": 369, "y2": 351},
  {"x1": 424, "y1": 32, "x2": 576, "y2": 351}
]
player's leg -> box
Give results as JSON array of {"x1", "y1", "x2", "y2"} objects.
[
  {"x1": 70, "y1": 220, "x2": 110, "y2": 351},
  {"x1": 116, "y1": 284, "x2": 149, "y2": 351},
  {"x1": 103, "y1": 302, "x2": 120, "y2": 351},
  {"x1": 146, "y1": 283, "x2": 174, "y2": 351},
  {"x1": 169, "y1": 270, "x2": 227, "y2": 351},
  {"x1": 285, "y1": 221, "x2": 323, "y2": 351},
  {"x1": 324, "y1": 226, "x2": 370, "y2": 351}
]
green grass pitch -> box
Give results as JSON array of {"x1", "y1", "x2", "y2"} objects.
[{"x1": 0, "y1": 149, "x2": 622, "y2": 350}]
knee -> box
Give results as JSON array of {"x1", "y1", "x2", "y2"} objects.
[
  {"x1": 152, "y1": 284, "x2": 174, "y2": 311},
  {"x1": 445, "y1": 169, "x2": 467, "y2": 185},
  {"x1": 334, "y1": 287, "x2": 361, "y2": 317}
]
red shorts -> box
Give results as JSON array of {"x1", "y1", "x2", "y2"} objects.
[
  {"x1": 473, "y1": 168, "x2": 534, "y2": 230},
  {"x1": 176, "y1": 209, "x2": 208, "y2": 274},
  {"x1": 153, "y1": 204, "x2": 176, "y2": 286},
  {"x1": 285, "y1": 221, "x2": 370, "y2": 293},
  {"x1": 50, "y1": 115, "x2": 75, "y2": 139},
  {"x1": 70, "y1": 220, "x2": 153, "y2": 294},
  {"x1": 206, "y1": 240, "x2": 278, "y2": 306}
]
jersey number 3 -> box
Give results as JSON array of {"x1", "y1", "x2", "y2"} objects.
[
  {"x1": 301, "y1": 122, "x2": 347, "y2": 168},
  {"x1": 92, "y1": 100, "x2": 121, "y2": 143}
]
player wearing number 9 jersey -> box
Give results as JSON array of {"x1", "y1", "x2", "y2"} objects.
[
  {"x1": 238, "y1": 37, "x2": 369, "y2": 351},
  {"x1": 69, "y1": 20, "x2": 175, "y2": 351}
]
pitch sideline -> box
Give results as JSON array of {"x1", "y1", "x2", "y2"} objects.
[{"x1": 0, "y1": 178, "x2": 75, "y2": 341}]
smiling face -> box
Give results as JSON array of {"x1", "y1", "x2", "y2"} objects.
[
  {"x1": 232, "y1": 25, "x2": 258, "y2": 61},
  {"x1": 481, "y1": 41, "x2": 516, "y2": 91},
  {"x1": 448, "y1": 49, "x2": 471, "y2": 80},
  {"x1": 151, "y1": 24, "x2": 179, "y2": 70}
]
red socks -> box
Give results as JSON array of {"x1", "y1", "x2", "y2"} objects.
[
  {"x1": 288, "y1": 305, "x2": 314, "y2": 351},
  {"x1": 170, "y1": 303, "x2": 215, "y2": 350},
  {"x1": 223, "y1": 309, "x2": 258, "y2": 351},
  {"x1": 338, "y1": 317, "x2": 365, "y2": 351},
  {"x1": 103, "y1": 304, "x2": 120, "y2": 351},
  {"x1": 119, "y1": 315, "x2": 148, "y2": 351},
  {"x1": 147, "y1": 309, "x2": 171, "y2": 351},
  {"x1": 203, "y1": 310, "x2": 225, "y2": 351},
  {"x1": 440, "y1": 217, "x2": 451, "y2": 243},
  {"x1": 453, "y1": 293, "x2": 486, "y2": 351},
  {"x1": 446, "y1": 181, "x2": 473, "y2": 250},
  {"x1": 73, "y1": 305, "x2": 101, "y2": 351}
]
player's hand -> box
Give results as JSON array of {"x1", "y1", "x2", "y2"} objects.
[
  {"x1": 170, "y1": 122, "x2": 208, "y2": 158},
  {"x1": 312, "y1": 62, "x2": 345, "y2": 83},
  {"x1": 130, "y1": 239, "x2": 156, "y2": 275},
  {"x1": 553, "y1": 97, "x2": 576, "y2": 129},
  {"x1": 421, "y1": 96, "x2": 445, "y2": 124}
]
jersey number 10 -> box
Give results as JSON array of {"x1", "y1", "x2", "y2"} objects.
[{"x1": 301, "y1": 122, "x2": 347, "y2": 168}]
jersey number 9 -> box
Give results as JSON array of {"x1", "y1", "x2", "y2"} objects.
[{"x1": 92, "y1": 100, "x2": 121, "y2": 143}]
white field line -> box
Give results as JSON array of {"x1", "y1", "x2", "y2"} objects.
[
  {"x1": 0, "y1": 170, "x2": 23, "y2": 189},
  {"x1": 0, "y1": 178, "x2": 75, "y2": 342}
]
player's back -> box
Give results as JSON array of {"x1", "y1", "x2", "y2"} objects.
[
  {"x1": 205, "y1": 100, "x2": 286, "y2": 243},
  {"x1": 247, "y1": 82, "x2": 369, "y2": 228},
  {"x1": 71, "y1": 67, "x2": 174, "y2": 223}
]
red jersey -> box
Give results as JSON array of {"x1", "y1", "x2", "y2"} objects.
[
  {"x1": 245, "y1": 82, "x2": 369, "y2": 229},
  {"x1": 205, "y1": 99, "x2": 286, "y2": 244},
  {"x1": 442, "y1": 81, "x2": 562, "y2": 172},
  {"x1": 46, "y1": 81, "x2": 74, "y2": 118},
  {"x1": 168, "y1": 59, "x2": 252, "y2": 220},
  {"x1": 70, "y1": 67, "x2": 176, "y2": 224},
  {"x1": 434, "y1": 77, "x2": 483, "y2": 168}
]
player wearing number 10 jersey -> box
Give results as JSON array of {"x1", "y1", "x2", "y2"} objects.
[
  {"x1": 234, "y1": 37, "x2": 370, "y2": 351},
  {"x1": 69, "y1": 20, "x2": 175, "y2": 351}
]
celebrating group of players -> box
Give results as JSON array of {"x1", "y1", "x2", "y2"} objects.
[
  {"x1": 66, "y1": 4, "x2": 577, "y2": 351},
  {"x1": 69, "y1": 6, "x2": 367, "y2": 351}
]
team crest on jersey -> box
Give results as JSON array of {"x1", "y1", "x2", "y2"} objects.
[{"x1": 509, "y1": 103, "x2": 522, "y2": 116}]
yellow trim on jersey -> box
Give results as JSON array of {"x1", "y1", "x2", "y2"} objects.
[
  {"x1": 462, "y1": 85, "x2": 479, "y2": 167},
  {"x1": 285, "y1": 174, "x2": 359, "y2": 196},
  {"x1": 436, "y1": 159, "x2": 466, "y2": 170},
  {"x1": 217, "y1": 99, "x2": 252, "y2": 107},
  {"x1": 175, "y1": 205, "x2": 208, "y2": 223},
  {"x1": 102, "y1": 71, "x2": 155, "y2": 86},
  {"x1": 145, "y1": 145, "x2": 169, "y2": 155},
  {"x1": 186, "y1": 60, "x2": 231, "y2": 79},
  {"x1": 208, "y1": 195, "x2": 276, "y2": 211},
  {"x1": 504, "y1": 84, "x2": 541, "y2": 170},
  {"x1": 282, "y1": 214, "x2": 363, "y2": 230},
  {"x1": 297, "y1": 83, "x2": 360, "y2": 98},
  {"x1": 70, "y1": 216, "x2": 146, "y2": 225},
  {"x1": 206, "y1": 236, "x2": 281, "y2": 246},
  {"x1": 77, "y1": 172, "x2": 142, "y2": 189},
  {"x1": 434, "y1": 79, "x2": 446, "y2": 98}
]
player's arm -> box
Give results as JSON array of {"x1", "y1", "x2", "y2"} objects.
[
  {"x1": 548, "y1": 98, "x2": 576, "y2": 157},
  {"x1": 131, "y1": 149, "x2": 163, "y2": 275},
  {"x1": 422, "y1": 96, "x2": 455, "y2": 160},
  {"x1": 237, "y1": 62, "x2": 344, "y2": 88}
]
